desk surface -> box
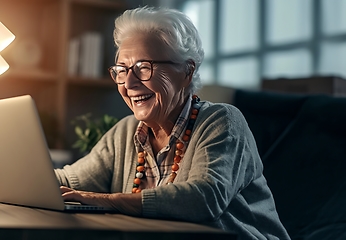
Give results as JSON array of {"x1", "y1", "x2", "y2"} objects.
[{"x1": 0, "y1": 203, "x2": 236, "y2": 240}]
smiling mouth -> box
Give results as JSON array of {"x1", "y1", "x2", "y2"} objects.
[{"x1": 132, "y1": 94, "x2": 154, "y2": 104}]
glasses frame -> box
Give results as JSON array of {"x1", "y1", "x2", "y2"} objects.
[{"x1": 108, "y1": 60, "x2": 177, "y2": 85}]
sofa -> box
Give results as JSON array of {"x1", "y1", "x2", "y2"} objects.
[{"x1": 199, "y1": 86, "x2": 346, "y2": 240}]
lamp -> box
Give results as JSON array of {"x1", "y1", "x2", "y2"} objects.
[
  {"x1": 0, "y1": 55, "x2": 9, "y2": 75},
  {"x1": 0, "y1": 22, "x2": 15, "y2": 75}
]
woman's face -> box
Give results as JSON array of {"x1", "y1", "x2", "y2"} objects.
[{"x1": 116, "y1": 34, "x2": 190, "y2": 125}]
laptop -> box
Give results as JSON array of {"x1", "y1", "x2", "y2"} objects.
[{"x1": 0, "y1": 95, "x2": 116, "y2": 213}]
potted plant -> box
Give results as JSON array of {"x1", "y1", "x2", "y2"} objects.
[{"x1": 71, "y1": 113, "x2": 118, "y2": 154}]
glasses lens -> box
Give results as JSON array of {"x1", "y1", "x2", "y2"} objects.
[
  {"x1": 109, "y1": 68, "x2": 116, "y2": 80},
  {"x1": 134, "y1": 61, "x2": 152, "y2": 81},
  {"x1": 112, "y1": 66, "x2": 126, "y2": 84},
  {"x1": 109, "y1": 61, "x2": 153, "y2": 84}
]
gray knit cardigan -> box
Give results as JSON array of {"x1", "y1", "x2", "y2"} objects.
[{"x1": 55, "y1": 101, "x2": 290, "y2": 240}]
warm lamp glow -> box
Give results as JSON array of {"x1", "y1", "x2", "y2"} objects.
[
  {"x1": 0, "y1": 22, "x2": 15, "y2": 52},
  {"x1": 0, "y1": 55, "x2": 9, "y2": 75},
  {"x1": 0, "y1": 22, "x2": 15, "y2": 75}
]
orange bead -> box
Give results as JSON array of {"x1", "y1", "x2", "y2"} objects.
[
  {"x1": 172, "y1": 163, "x2": 179, "y2": 171},
  {"x1": 136, "y1": 165, "x2": 145, "y2": 172},
  {"x1": 192, "y1": 94, "x2": 198, "y2": 99},
  {"x1": 138, "y1": 157, "x2": 145, "y2": 164},
  {"x1": 175, "y1": 149, "x2": 183, "y2": 156},
  {"x1": 176, "y1": 142, "x2": 184, "y2": 150},
  {"x1": 174, "y1": 155, "x2": 181, "y2": 163},
  {"x1": 167, "y1": 172, "x2": 177, "y2": 184},
  {"x1": 192, "y1": 109, "x2": 199, "y2": 115},
  {"x1": 135, "y1": 189, "x2": 141, "y2": 193},
  {"x1": 185, "y1": 129, "x2": 191, "y2": 135},
  {"x1": 138, "y1": 152, "x2": 145, "y2": 158},
  {"x1": 134, "y1": 178, "x2": 141, "y2": 185},
  {"x1": 132, "y1": 188, "x2": 138, "y2": 193},
  {"x1": 190, "y1": 114, "x2": 197, "y2": 119},
  {"x1": 183, "y1": 135, "x2": 190, "y2": 141}
]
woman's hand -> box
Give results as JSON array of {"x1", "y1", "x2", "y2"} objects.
[
  {"x1": 60, "y1": 186, "x2": 112, "y2": 207},
  {"x1": 60, "y1": 186, "x2": 142, "y2": 216}
]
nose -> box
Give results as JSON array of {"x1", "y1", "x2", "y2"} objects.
[{"x1": 124, "y1": 69, "x2": 141, "y2": 89}]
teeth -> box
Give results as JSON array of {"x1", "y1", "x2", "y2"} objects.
[{"x1": 132, "y1": 94, "x2": 152, "y2": 101}]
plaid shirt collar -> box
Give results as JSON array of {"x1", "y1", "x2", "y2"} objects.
[
  {"x1": 133, "y1": 95, "x2": 193, "y2": 188},
  {"x1": 134, "y1": 94, "x2": 192, "y2": 160}
]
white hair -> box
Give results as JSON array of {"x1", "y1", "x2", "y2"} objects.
[{"x1": 113, "y1": 6, "x2": 205, "y2": 94}]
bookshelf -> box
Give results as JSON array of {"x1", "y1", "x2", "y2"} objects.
[{"x1": 0, "y1": 0, "x2": 132, "y2": 154}]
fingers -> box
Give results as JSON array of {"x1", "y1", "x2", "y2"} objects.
[
  {"x1": 60, "y1": 187, "x2": 99, "y2": 206},
  {"x1": 60, "y1": 186, "x2": 73, "y2": 193},
  {"x1": 60, "y1": 186, "x2": 84, "y2": 203},
  {"x1": 59, "y1": 186, "x2": 115, "y2": 208}
]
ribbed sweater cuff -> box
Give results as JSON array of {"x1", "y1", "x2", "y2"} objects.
[
  {"x1": 61, "y1": 165, "x2": 81, "y2": 189},
  {"x1": 141, "y1": 189, "x2": 157, "y2": 217}
]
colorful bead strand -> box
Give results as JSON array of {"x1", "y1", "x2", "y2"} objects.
[
  {"x1": 132, "y1": 151, "x2": 146, "y2": 193},
  {"x1": 133, "y1": 95, "x2": 201, "y2": 191}
]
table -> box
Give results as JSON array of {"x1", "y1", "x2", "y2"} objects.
[{"x1": 0, "y1": 203, "x2": 236, "y2": 240}]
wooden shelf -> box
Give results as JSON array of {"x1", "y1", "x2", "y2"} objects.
[
  {"x1": 0, "y1": 0, "x2": 129, "y2": 151},
  {"x1": 67, "y1": 76, "x2": 116, "y2": 87},
  {"x1": 0, "y1": 69, "x2": 59, "y2": 82}
]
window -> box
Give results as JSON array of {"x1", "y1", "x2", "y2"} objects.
[
  {"x1": 266, "y1": 0, "x2": 312, "y2": 45},
  {"x1": 172, "y1": 0, "x2": 346, "y2": 89},
  {"x1": 219, "y1": 58, "x2": 258, "y2": 89},
  {"x1": 219, "y1": 0, "x2": 259, "y2": 53},
  {"x1": 322, "y1": 0, "x2": 346, "y2": 35},
  {"x1": 319, "y1": 0, "x2": 346, "y2": 78},
  {"x1": 264, "y1": 49, "x2": 312, "y2": 79},
  {"x1": 182, "y1": 0, "x2": 215, "y2": 85}
]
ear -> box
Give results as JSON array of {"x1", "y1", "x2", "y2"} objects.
[{"x1": 184, "y1": 60, "x2": 195, "y2": 84}]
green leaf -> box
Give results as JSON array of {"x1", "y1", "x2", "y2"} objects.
[
  {"x1": 75, "y1": 126, "x2": 84, "y2": 137},
  {"x1": 71, "y1": 113, "x2": 118, "y2": 153},
  {"x1": 84, "y1": 128, "x2": 90, "y2": 137}
]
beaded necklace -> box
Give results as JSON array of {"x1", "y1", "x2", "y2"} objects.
[{"x1": 132, "y1": 95, "x2": 201, "y2": 193}]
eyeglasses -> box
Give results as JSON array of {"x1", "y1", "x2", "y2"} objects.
[{"x1": 108, "y1": 60, "x2": 177, "y2": 85}]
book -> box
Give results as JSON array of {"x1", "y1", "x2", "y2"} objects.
[
  {"x1": 78, "y1": 32, "x2": 103, "y2": 78},
  {"x1": 66, "y1": 32, "x2": 103, "y2": 78},
  {"x1": 89, "y1": 33, "x2": 103, "y2": 78},
  {"x1": 67, "y1": 38, "x2": 80, "y2": 76}
]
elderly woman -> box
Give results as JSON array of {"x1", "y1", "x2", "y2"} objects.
[{"x1": 55, "y1": 6, "x2": 290, "y2": 240}]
